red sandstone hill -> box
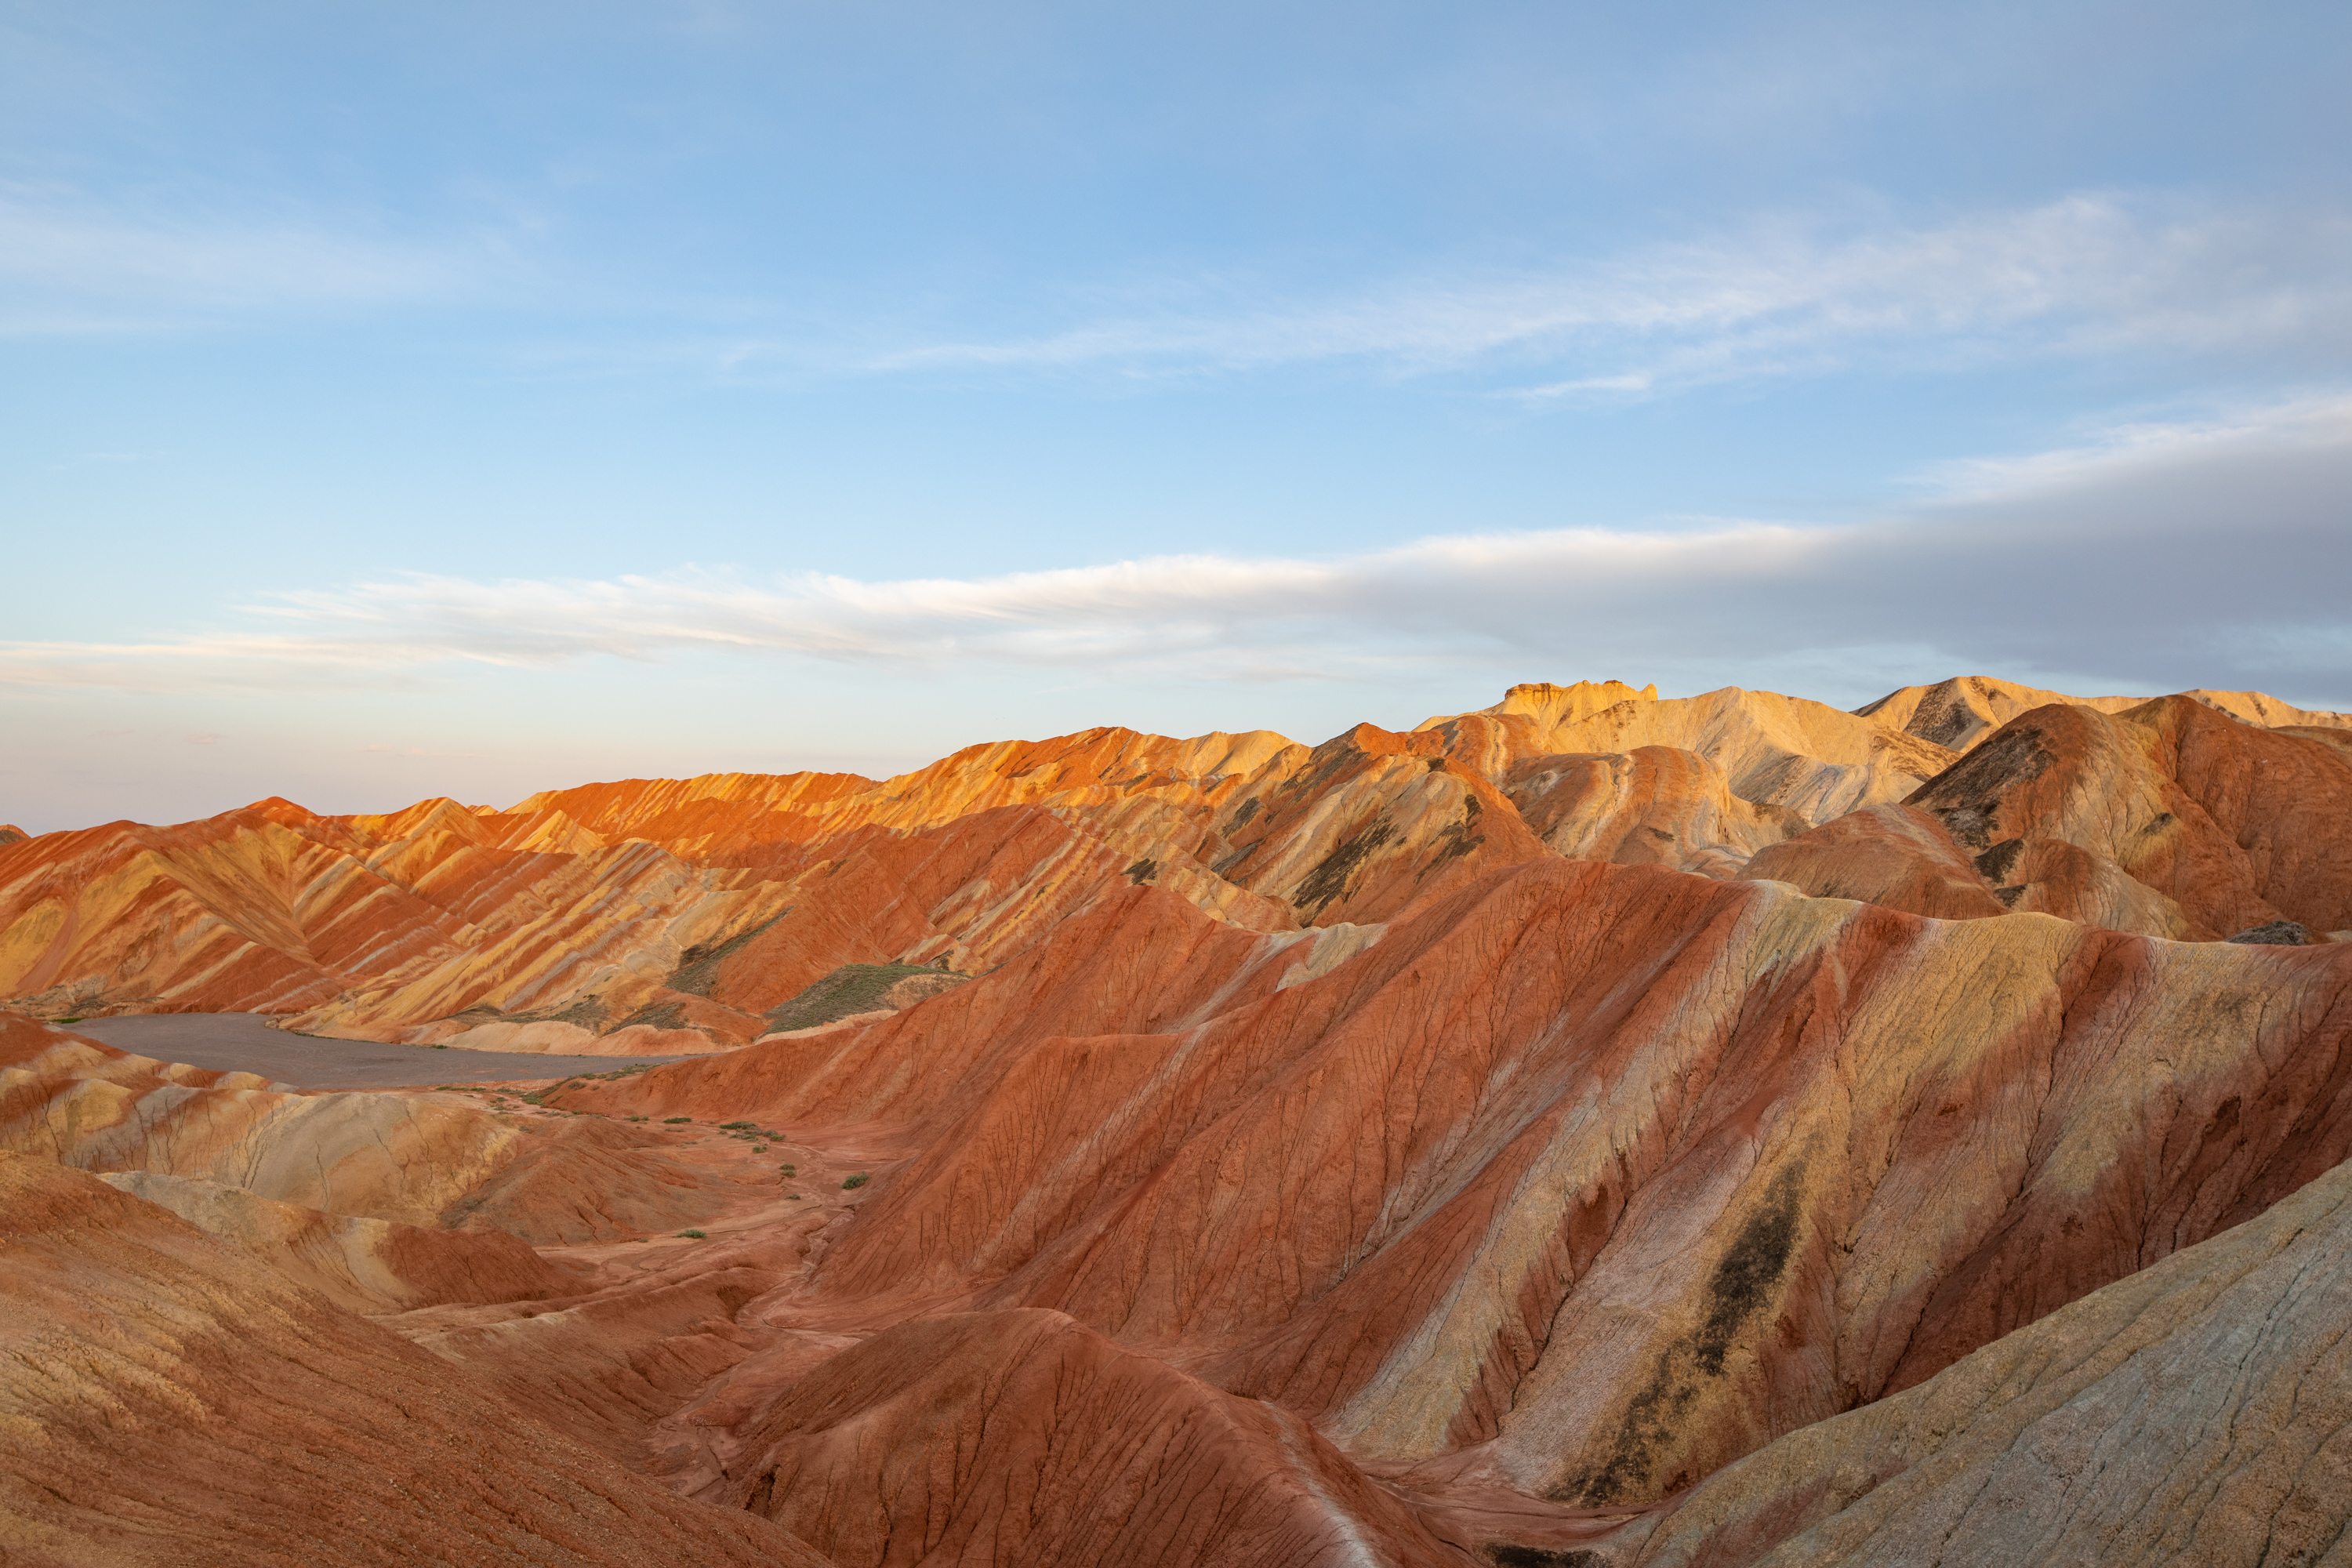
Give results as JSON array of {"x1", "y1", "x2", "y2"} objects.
[
  {"x1": 8, "y1": 677, "x2": 2343, "y2": 1052},
  {"x1": 6, "y1": 674, "x2": 2352, "y2": 1566},
  {"x1": 0, "y1": 1149, "x2": 834, "y2": 1568},
  {"x1": 1751, "y1": 694, "x2": 2352, "y2": 941}
]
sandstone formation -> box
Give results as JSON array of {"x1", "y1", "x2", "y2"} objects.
[
  {"x1": 1436, "y1": 680, "x2": 1962, "y2": 822},
  {"x1": 0, "y1": 1150, "x2": 833, "y2": 1568},
  {"x1": 9, "y1": 677, "x2": 2343, "y2": 1053},
  {"x1": 1753, "y1": 694, "x2": 2352, "y2": 940},
  {"x1": 1605, "y1": 1145, "x2": 2352, "y2": 1566},
  {"x1": 96, "y1": 1168, "x2": 575, "y2": 1313},
  {"x1": 546, "y1": 862, "x2": 2352, "y2": 1518},
  {"x1": 1739, "y1": 803, "x2": 2008, "y2": 919},
  {"x1": 718, "y1": 1308, "x2": 1470, "y2": 1568},
  {"x1": 5, "y1": 673, "x2": 2352, "y2": 1567},
  {"x1": 0, "y1": 1013, "x2": 757, "y2": 1242},
  {"x1": 759, "y1": 960, "x2": 970, "y2": 1036},
  {"x1": 1860, "y1": 673, "x2": 2352, "y2": 753}
]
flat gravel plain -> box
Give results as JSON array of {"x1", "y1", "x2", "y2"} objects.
[{"x1": 59, "y1": 1012, "x2": 688, "y2": 1089}]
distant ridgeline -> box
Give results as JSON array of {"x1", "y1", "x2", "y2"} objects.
[{"x1": 3, "y1": 674, "x2": 2348, "y2": 1054}]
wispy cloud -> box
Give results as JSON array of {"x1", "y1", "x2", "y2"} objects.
[
  {"x1": 1917, "y1": 393, "x2": 2352, "y2": 498},
  {"x1": 868, "y1": 196, "x2": 2352, "y2": 394},
  {"x1": 0, "y1": 523, "x2": 1829, "y2": 691},
  {"x1": 13, "y1": 179, "x2": 2343, "y2": 396},
  {"x1": 3, "y1": 392, "x2": 2349, "y2": 702},
  {"x1": 0, "y1": 183, "x2": 503, "y2": 333},
  {"x1": 61, "y1": 449, "x2": 171, "y2": 466}
]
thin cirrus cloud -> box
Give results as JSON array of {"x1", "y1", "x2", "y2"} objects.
[
  {"x1": 867, "y1": 196, "x2": 2352, "y2": 394},
  {"x1": 11, "y1": 180, "x2": 2346, "y2": 398},
  {"x1": 0, "y1": 183, "x2": 497, "y2": 332},
  {"x1": 2, "y1": 392, "x2": 2348, "y2": 703}
]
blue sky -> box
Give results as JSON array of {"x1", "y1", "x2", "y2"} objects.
[{"x1": 5, "y1": 0, "x2": 2350, "y2": 830}]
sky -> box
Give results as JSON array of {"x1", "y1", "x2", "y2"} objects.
[{"x1": 4, "y1": 0, "x2": 2350, "y2": 832}]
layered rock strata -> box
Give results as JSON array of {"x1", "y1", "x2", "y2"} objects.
[
  {"x1": 1606, "y1": 1148, "x2": 2352, "y2": 1566},
  {"x1": 8, "y1": 679, "x2": 2345, "y2": 1051},
  {"x1": 5, "y1": 673, "x2": 2352, "y2": 1568},
  {"x1": 0, "y1": 1150, "x2": 833, "y2": 1568}
]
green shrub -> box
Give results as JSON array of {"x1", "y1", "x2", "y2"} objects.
[
  {"x1": 762, "y1": 961, "x2": 967, "y2": 1033},
  {"x1": 626, "y1": 1115, "x2": 648, "y2": 1122},
  {"x1": 662, "y1": 1116, "x2": 691, "y2": 1124},
  {"x1": 676, "y1": 1229, "x2": 707, "y2": 1240},
  {"x1": 780, "y1": 1163, "x2": 797, "y2": 1174},
  {"x1": 719, "y1": 1120, "x2": 757, "y2": 1130},
  {"x1": 841, "y1": 1173, "x2": 869, "y2": 1190}
]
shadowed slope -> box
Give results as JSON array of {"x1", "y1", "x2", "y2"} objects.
[
  {"x1": 717, "y1": 1308, "x2": 1474, "y2": 1568},
  {"x1": 0, "y1": 1151, "x2": 833, "y2": 1568},
  {"x1": 397, "y1": 1231, "x2": 814, "y2": 1473}
]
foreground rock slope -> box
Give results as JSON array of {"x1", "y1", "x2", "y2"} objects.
[
  {"x1": 1607, "y1": 1145, "x2": 2352, "y2": 1566},
  {"x1": 5, "y1": 673, "x2": 2352, "y2": 1566},
  {"x1": 550, "y1": 866, "x2": 2352, "y2": 1515},
  {"x1": 0, "y1": 1149, "x2": 833, "y2": 1568}
]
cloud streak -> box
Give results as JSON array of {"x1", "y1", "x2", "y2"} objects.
[
  {"x1": 0, "y1": 183, "x2": 503, "y2": 333},
  {"x1": 4, "y1": 393, "x2": 2349, "y2": 704},
  {"x1": 13, "y1": 179, "x2": 2343, "y2": 403},
  {"x1": 0, "y1": 523, "x2": 1841, "y2": 690},
  {"x1": 869, "y1": 196, "x2": 2352, "y2": 394}
]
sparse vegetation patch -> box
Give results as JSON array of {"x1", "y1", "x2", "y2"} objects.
[
  {"x1": 763, "y1": 961, "x2": 967, "y2": 1033},
  {"x1": 666, "y1": 910, "x2": 792, "y2": 996}
]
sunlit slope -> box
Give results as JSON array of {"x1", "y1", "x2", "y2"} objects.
[
  {"x1": 5, "y1": 677, "x2": 2347, "y2": 1049},
  {"x1": 6, "y1": 673, "x2": 2352, "y2": 1566},
  {"x1": 542, "y1": 858, "x2": 2352, "y2": 1508},
  {"x1": 1753, "y1": 694, "x2": 2352, "y2": 939}
]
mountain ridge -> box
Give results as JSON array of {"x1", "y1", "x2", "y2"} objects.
[
  {"x1": 5, "y1": 677, "x2": 2347, "y2": 1052},
  {"x1": 7, "y1": 670, "x2": 2352, "y2": 1566}
]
